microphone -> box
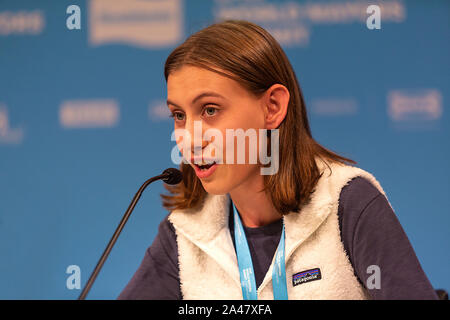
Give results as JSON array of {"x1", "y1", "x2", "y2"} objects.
[
  {"x1": 78, "y1": 168, "x2": 182, "y2": 300},
  {"x1": 161, "y1": 167, "x2": 183, "y2": 185}
]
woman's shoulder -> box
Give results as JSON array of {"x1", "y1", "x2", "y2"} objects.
[
  {"x1": 340, "y1": 176, "x2": 384, "y2": 209},
  {"x1": 317, "y1": 158, "x2": 392, "y2": 208},
  {"x1": 149, "y1": 213, "x2": 178, "y2": 256}
]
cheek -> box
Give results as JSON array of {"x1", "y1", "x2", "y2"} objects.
[
  {"x1": 218, "y1": 115, "x2": 265, "y2": 164},
  {"x1": 173, "y1": 129, "x2": 194, "y2": 161},
  {"x1": 238, "y1": 101, "x2": 265, "y2": 128}
]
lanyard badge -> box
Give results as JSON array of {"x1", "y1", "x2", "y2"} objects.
[{"x1": 232, "y1": 202, "x2": 288, "y2": 300}]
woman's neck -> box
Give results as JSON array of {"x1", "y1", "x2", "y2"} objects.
[{"x1": 229, "y1": 173, "x2": 282, "y2": 228}]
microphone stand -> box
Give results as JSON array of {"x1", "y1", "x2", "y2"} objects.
[{"x1": 78, "y1": 169, "x2": 181, "y2": 300}]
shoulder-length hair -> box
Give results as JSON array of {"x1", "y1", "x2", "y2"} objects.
[{"x1": 161, "y1": 20, "x2": 355, "y2": 215}]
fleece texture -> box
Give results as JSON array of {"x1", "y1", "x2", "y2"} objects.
[{"x1": 168, "y1": 158, "x2": 393, "y2": 300}]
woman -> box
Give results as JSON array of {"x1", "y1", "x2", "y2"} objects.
[{"x1": 118, "y1": 20, "x2": 437, "y2": 300}]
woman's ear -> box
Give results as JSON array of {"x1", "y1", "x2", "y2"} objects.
[{"x1": 263, "y1": 84, "x2": 290, "y2": 130}]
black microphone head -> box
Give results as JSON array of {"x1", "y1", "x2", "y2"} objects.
[{"x1": 162, "y1": 168, "x2": 183, "y2": 185}]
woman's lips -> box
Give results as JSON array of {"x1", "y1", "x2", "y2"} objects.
[{"x1": 193, "y1": 162, "x2": 218, "y2": 179}]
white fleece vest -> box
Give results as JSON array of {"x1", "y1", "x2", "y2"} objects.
[{"x1": 168, "y1": 158, "x2": 393, "y2": 300}]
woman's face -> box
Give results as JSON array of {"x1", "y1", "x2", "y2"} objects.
[{"x1": 167, "y1": 65, "x2": 266, "y2": 195}]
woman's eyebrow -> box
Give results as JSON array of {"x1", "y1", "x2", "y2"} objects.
[
  {"x1": 167, "y1": 91, "x2": 226, "y2": 109},
  {"x1": 191, "y1": 91, "x2": 226, "y2": 104},
  {"x1": 166, "y1": 99, "x2": 181, "y2": 109}
]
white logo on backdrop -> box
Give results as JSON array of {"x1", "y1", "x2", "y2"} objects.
[
  {"x1": 59, "y1": 99, "x2": 120, "y2": 128},
  {"x1": 311, "y1": 98, "x2": 358, "y2": 116},
  {"x1": 0, "y1": 10, "x2": 45, "y2": 36},
  {"x1": 214, "y1": 0, "x2": 405, "y2": 47},
  {"x1": 88, "y1": 0, "x2": 183, "y2": 49},
  {"x1": 387, "y1": 89, "x2": 443, "y2": 122},
  {"x1": 0, "y1": 103, "x2": 24, "y2": 144},
  {"x1": 148, "y1": 99, "x2": 171, "y2": 121}
]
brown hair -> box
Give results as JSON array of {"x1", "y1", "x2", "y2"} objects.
[{"x1": 161, "y1": 20, "x2": 355, "y2": 215}]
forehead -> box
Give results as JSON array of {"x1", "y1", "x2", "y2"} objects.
[{"x1": 167, "y1": 66, "x2": 248, "y2": 101}]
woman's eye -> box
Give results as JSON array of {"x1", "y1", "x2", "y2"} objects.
[
  {"x1": 204, "y1": 106, "x2": 217, "y2": 117},
  {"x1": 171, "y1": 112, "x2": 185, "y2": 121}
]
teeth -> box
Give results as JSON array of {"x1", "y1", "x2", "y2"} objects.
[
  {"x1": 195, "y1": 161, "x2": 215, "y2": 166},
  {"x1": 197, "y1": 162, "x2": 215, "y2": 171}
]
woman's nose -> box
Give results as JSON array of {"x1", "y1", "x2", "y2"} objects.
[
  {"x1": 190, "y1": 134, "x2": 208, "y2": 157},
  {"x1": 185, "y1": 119, "x2": 208, "y2": 156}
]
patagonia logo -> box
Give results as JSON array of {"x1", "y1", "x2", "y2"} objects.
[{"x1": 292, "y1": 268, "x2": 322, "y2": 286}]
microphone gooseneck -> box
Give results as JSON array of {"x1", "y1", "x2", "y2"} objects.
[{"x1": 78, "y1": 168, "x2": 182, "y2": 300}]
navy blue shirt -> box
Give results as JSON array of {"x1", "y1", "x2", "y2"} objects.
[{"x1": 117, "y1": 177, "x2": 438, "y2": 300}]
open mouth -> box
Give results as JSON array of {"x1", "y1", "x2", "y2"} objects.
[
  {"x1": 192, "y1": 161, "x2": 218, "y2": 179},
  {"x1": 195, "y1": 162, "x2": 216, "y2": 171}
]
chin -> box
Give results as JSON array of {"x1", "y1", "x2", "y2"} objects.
[
  {"x1": 200, "y1": 181, "x2": 230, "y2": 195},
  {"x1": 192, "y1": 164, "x2": 231, "y2": 195},
  {"x1": 199, "y1": 164, "x2": 258, "y2": 196}
]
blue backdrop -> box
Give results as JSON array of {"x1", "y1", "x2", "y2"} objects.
[{"x1": 0, "y1": 0, "x2": 449, "y2": 299}]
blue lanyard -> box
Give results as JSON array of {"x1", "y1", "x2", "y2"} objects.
[{"x1": 232, "y1": 202, "x2": 288, "y2": 300}]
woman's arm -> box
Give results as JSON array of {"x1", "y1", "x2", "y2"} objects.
[
  {"x1": 117, "y1": 215, "x2": 181, "y2": 300},
  {"x1": 339, "y1": 177, "x2": 438, "y2": 300}
]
